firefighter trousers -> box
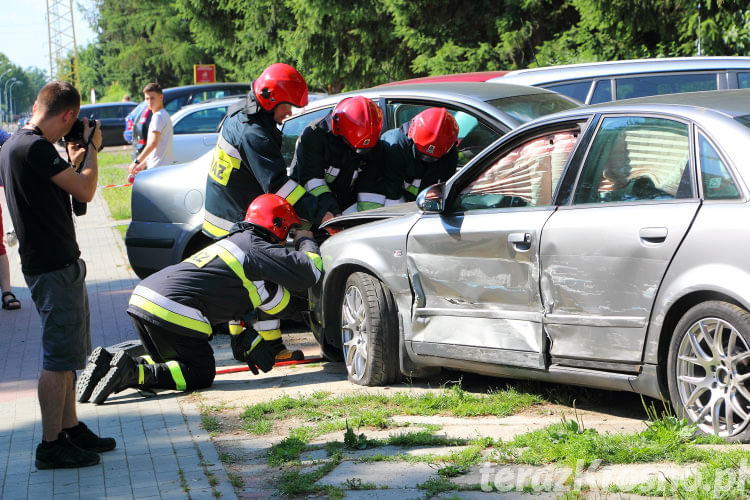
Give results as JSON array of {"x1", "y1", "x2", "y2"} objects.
[{"x1": 128, "y1": 313, "x2": 216, "y2": 391}]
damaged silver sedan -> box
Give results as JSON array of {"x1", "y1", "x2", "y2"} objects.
[{"x1": 309, "y1": 89, "x2": 750, "y2": 440}]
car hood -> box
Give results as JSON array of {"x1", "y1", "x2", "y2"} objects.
[{"x1": 321, "y1": 202, "x2": 420, "y2": 231}]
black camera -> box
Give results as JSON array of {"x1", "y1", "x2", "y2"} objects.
[{"x1": 63, "y1": 118, "x2": 86, "y2": 143}]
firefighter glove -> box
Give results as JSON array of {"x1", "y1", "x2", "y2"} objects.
[
  {"x1": 230, "y1": 328, "x2": 256, "y2": 362},
  {"x1": 246, "y1": 338, "x2": 275, "y2": 375}
]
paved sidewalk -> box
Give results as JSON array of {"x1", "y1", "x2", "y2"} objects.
[{"x1": 0, "y1": 189, "x2": 237, "y2": 499}]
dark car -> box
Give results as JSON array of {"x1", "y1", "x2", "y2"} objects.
[
  {"x1": 130, "y1": 83, "x2": 252, "y2": 156},
  {"x1": 78, "y1": 102, "x2": 137, "y2": 147}
]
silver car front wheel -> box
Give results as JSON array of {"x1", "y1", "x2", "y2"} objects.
[
  {"x1": 667, "y1": 301, "x2": 750, "y2": 440},
  {"x1": 340, "y1": 272, "x2": 399, "y2": 386}
]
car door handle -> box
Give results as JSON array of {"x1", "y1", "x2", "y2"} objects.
[
  {"x1": 508, "y1": 232, "x2": 532, "y2": 251},
  {"x1": 639, "y1": 227, "x2": 668, "y2": 244}
]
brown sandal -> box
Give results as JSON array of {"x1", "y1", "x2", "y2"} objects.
[{"x1": 1, "y1": 291, "x2": 20, "y2": 310}]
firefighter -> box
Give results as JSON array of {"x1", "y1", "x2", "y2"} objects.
[
  {"x1": 290, "y1": 96, "x2": 390, "y2": 214},
  {"x1": 76, "y1": 194, "x2": 322, "y2": 405},
  {"x1": 381, "y1": 107, "x2": 460, "y2": 202},
  {"x1": 202, "y1": 62, "x2": 332, "y2": 240}
]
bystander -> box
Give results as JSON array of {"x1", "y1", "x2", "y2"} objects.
[
  {"x1": 0, "y1": 82, "x2": 116, "y2": 469},
  {"x1": 127, "y1": 82, "x2": 173, "y2": 177}
]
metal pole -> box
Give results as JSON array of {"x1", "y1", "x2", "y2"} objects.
[
  {"x1": 697, "y1": 1, "x2": 702, "y2": 56},
  {"x1": 4, "y1": 79, "x2": 17, "y2": 128},
  {"x1": 9, "y1": 81, "x2": 22, "y2": 130},
  {"x1": 0, "y1": 68, "x2": 12, "y2": 127}
]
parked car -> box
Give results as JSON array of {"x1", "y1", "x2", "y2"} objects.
[
  {"x1": 125, "y1": 82, "x2": 579, "y2": 279},
  {"x1": 77, "y1": 102, "x2": 137, "y2": 147},
  {"x1": 489, "y1": 56, "x2": 750, "y2": 104},
  {"x1": 122, "y1": 104, "x2": 141, "y2": 143},
  {"x1": 169, "y1": 97, "x2": 242, "y2": 163},
  {"x1": 377, "y1": 70, "x2": 509, "y2": 86},
  {"x1": 128, "y1": 83, "x2": 252, "y2": 155},
  {"x1": 310, "y1": 89, "x2": 750, "y2": 441}
]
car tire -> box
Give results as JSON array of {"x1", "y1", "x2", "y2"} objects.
[
  {"x1": 667, "y1": 300, "x2": 750, "y2": 441},
  {"x1": 340, "y1": 272, "x2": 400, "y2": 386}
]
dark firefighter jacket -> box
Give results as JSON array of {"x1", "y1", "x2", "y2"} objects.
[
  {"x1": 127, "y1": 224, "x2": 323, "y2": 339},
  {"x1": 381, "y1": 122, "x2": 459, "y2": 202},
  {"x1": 289, "y1": 111, "x2": 388, "y2": 215},
  {"x1": 203, "y1": 94, "x2": 326, "y2": 239}
]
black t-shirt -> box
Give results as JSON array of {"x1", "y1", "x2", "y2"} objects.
[{"x1": 0, "y1": 128, "x2": 80, "y2": 275}]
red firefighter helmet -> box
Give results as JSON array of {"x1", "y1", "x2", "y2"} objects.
[
  {"x1": 331, "y1": 96, "x2": 383, "y2": 152},
  {"x1": 408, "y1": 107, "x2": 459, "y2": 160},
  {"x1": 244, "y1": 194, "x2": 301, "y2": 241},
  {"x1": 253, "y1": 63, "x2": 309, "y2": 111}
]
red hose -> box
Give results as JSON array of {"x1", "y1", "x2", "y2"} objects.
[{"x1": 216, "y1": 356, "x2": 325, "y2": 375}]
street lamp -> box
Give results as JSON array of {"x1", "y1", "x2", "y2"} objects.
[
  {"x1": 9, "y1": 81, "x2": 22, "y2": 129},
  {"x1": 0, "y1": 68, "x2": 12, "y2": 126},
  {"x1": 3, "y1": 78, "x2": 17, "y2": 126}
]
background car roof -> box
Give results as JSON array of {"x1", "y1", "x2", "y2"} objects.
[
  {"x1": 377, "y1": 71, "x2": 509, "y2": 86},
  {"x1": 301, "y1": 81, "x2": 569, "y2": 109},
  {"x1": 585, "y1": 88, "x2": 750, "y2": 117},
  {"x1": 169, "y1": 96, "x2": 243, "y2": 120},
  {"x1": 489, "y1": 56, "x2": 750, "y2": 86}
]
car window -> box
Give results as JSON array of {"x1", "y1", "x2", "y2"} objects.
[
  {"x1": 164, "y1": 96, "x2": 189, "y2": 115},
  {"x1": 452, "y1": 128, "x2": 580, "y2": 211},
  {"x1": 280, "y1": 107, "x2": 331, "y2": 165},
  {"x1": 174, "y1": 106, "x2": 229, "y2": 134},
  {"x1": 590, "y1": 80, "x2": 613, "y2": 104},
  {"x1": 386, "y1": 101, "x2": 503, "y2": 168},
  {"x1": 543, "y1": 81, "x2": 593, "y2": 103},
  {"x1": 699, "y1": 133, "x2": 740, "y2": 200},
  {"x1": 573, "y1": 116, "x2": 692, "y2": 204},
  {"x1": 487, "y1": 94, "x2": 579, "y2": 123},
  {"x1": 615, "y1": 73, "x2": 717, "y2": 100},
  {"x1": 739, "y1": 72, "x2": 750, "y2": 89}
]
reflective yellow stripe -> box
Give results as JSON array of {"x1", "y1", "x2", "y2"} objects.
[
  {"x1": 285, "y1": 184, "x2": 307, "y2": 205},
  {"x1": 228, "y1": 321, "x2": 244, "y2": 335},
  {"x1": 138, "y1": 365, "x2": 145, "y2": 385},
  {"x1": 166, "y1": 361, "x2": 187, "y2": 390},
  {"x1": 214, "y1": 247, "x2": 262, "y2": 308},
  {"x1": 258, "y1": 329, "x2": 282, "y2": 341},
  {"x1": 208, "y1": 145, "x2": 241, "y2": 186},
  {"x1": 357, "y1": 201, "x2": 382, "y2": 211},
  {"x1": 248, "y1": 334, "x2": 262, "y2": 354},
  {"x1": 263, "y1": 288, "x2": 290, "y2": 315},
  {"x1": 129, "y1": 295, "x2": 212, "y2": 335},
  {"x1": 202, "y1": 219, "x2": 230, "y2": 238},
  {"x1": 406, "y1": 185, "x2": 419, "y2": 196},
  {"x1": 310, "y1": 185, "x2": 331, "y2": 197},
  {"x1": 140, "y1": 355, "x2": 155, "y2": 365}
]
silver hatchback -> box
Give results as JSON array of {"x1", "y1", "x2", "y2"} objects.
[{"x1": 310, "y1": 89, "x2": 750, "y2": 440}]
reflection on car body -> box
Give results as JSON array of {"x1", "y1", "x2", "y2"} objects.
[{"x1": 312, "y1": 89, "x2": 750, "y2": 441}]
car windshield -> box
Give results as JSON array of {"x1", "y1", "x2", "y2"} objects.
[{"x1": 488, "y1": 94, "x2": 578, "y2": 123}]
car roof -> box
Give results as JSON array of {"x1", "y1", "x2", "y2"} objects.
[
  {"x1": 302, "y1": 81, "x2": 564, "y2": 109},
  {"x1": 162, "y1": 83, "x2": 251, "y2": 97},
  {"x1": 489, "y1": 56, "x2": 750, "y2": 86},
  {"x1": 81, "y1": 102, "x2": 136, "y2": 108},
  {"x1": 170, "y1": 97, "x2": 243, "y2": 120},
  {"x1": 585, "y1": 88, "x2": 750, "y2": 117},
  {"x1": 377, "y1": 71, "x2": 510, "y2": 86}
]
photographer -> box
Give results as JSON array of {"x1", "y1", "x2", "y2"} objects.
[{"x1": 0, "y1": 81, "x2": 116, "y2": 469}]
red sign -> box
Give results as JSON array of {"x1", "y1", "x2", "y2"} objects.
[{"x1": 194, "y1": 64, "x2": 216, "y2": 84}]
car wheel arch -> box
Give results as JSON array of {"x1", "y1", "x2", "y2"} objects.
[{"x1": 656, "y1": 290, "x2": 746, "y2": 397}]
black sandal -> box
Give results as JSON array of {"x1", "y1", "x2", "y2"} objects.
[{"x1": 1, "y1": 291, "x2": 20, "y2": 310}]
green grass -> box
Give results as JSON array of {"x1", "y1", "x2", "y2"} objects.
[
  {"x1": 201, "y1": 415, "x2": 222, "y2": 436},
  {"x1": 239, "y1": 384, "x2": 544, "y2": 442},
  {"x1": 97, "y1": 151, "x2": 132, "y2": 221},
  {"x1": 277, "y1": 452, "x2": 344, "y2": 498}
]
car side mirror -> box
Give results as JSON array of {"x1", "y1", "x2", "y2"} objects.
[{"x1": 416, "y1": 183, "x2": 445, "y2": 213}]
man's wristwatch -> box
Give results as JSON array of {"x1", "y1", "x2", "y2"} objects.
[{"x1": 133, "y1": 158, "x2": 140, "y2": 165}]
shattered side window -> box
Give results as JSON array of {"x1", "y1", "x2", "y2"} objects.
[{"x1": 454, "y1": 129, "x2": 580, "y2": 211}]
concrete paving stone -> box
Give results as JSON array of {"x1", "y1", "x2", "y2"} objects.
[
  {"x1": 77, "y1": 465, "x2": 105, "y2": 478},
  {"x1": 52, "y1": 494, "x2": 80, "y2": 500},
  {"x1": 105, "y1": 494, "x2": 136, "y2": 500},
  {"x1": 317, "y1": 461, "x2": 438, "y2": 489},
  {"x1": 437, "y1": 492, "x2": 559, "y2": 499},
  {"x1": 132, "y1": 486, "x2": 162, "y2": 497},
  {"x1": 28, "y1": 484, "x2": 56, "y2": 498},
  {"x1": 338, "y1": 489, "x2": 424, "y2": 499},
  {"x1": 1, "y1": 488, "x2": 30, "y2": 500},
  {"x1": 299, "y1": 448, "x2": 329, "y2": 463}
]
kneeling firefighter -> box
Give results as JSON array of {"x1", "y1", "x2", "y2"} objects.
[{"x1": 76, "y1": 194, "x2": 322, "y2": 405}]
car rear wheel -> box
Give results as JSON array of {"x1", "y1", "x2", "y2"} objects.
[
  {"x1": 667, "y1": 301, "x2": 750, "y2": 441},
  {"x1": 340, "y1": 272, "x2": 399, "y2": 386}
]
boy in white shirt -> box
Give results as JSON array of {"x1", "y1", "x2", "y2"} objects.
[{"x1": 128, "y1": 83, "x2": 173, "y2": 176}]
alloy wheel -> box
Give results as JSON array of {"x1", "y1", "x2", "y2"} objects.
[
  {"x1": 676, "y1": 316, "x2": 750, "y2": 437},
  {"x1": 341, "y1": 284, "x2": 368, "y2": 382}
]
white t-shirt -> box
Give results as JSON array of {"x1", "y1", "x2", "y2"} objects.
[{"x1": 146, "y1": 108, "x2": 174, "y2": 168}]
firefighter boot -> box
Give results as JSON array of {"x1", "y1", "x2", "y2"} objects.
[
  {"x1": 91, "y1": 351, "x2": 148, "y2": 404},
  {"x1": 267, "y1": 338, "x2": 304, "y2": 362},
  {"x1": 76, "y1": 346, "x2": 113, "y2": 403}
]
